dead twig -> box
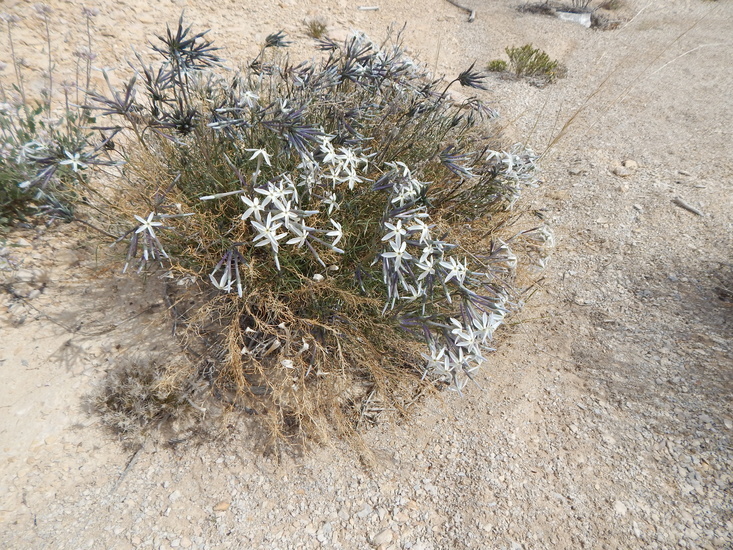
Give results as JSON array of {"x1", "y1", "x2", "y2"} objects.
[
  {"x1": 444, "y1": 0, "x2": 476, "y2": 22},
  {"x1": 672, "y1": 197, "x2": 704, "y2": 217},
  {"x1": 109, "y1": 445, "x2": 143, "y2": 494}
]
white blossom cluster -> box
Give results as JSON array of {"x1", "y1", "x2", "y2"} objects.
[
  {"x1": 375, "y1": 160, "x2": 512, "y2": 391},
  {"x1": 126, "y1": 142, "x2": 539, "y2": 391},
  {"x1": 198, "y1": 137, "x2": 372, "y2": 295}
]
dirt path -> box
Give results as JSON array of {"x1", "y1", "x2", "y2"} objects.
[{"x1": 1, "y1": 1, "x2": 731, "y2": 549}]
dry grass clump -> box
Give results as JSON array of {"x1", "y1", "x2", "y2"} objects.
[
  {"x1": 304, "y1": 17, "x2": 328, "y2": 39},
  {"x1": 599, "y1": 0, "x2": 624, "y2": 9},
  {"x1": 88, "y1": 17, "x2": 547, "y2": 448},
  {"x1": 92, "y1": 358, "x2": 204, "y2": 448}
]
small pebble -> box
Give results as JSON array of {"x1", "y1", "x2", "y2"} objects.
[
  {"x1": 614, "y1": 500, "x2": 628, "y2": 516},
  {"x1": 213, "y1": 501, "x2": 230, "y2": 512},
  {"x1": 371, "y1": 529, "x2": 393, "y2": 546}
]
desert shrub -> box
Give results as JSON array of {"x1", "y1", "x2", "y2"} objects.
[
  {"x1": 0, "y1": 7, "x2": 112, "y2": 226},
  {"x1": 91, "y1": 18, "x2": 543, "y2": 445},
  {"x1": 487, "y1": 59, "x2": 508, "y2": 73},
  {"x1": 304, "y1": 17, "x2": 328, "y2": 39},
  {"x1": 486, "y1": 45, "x2": 562, "y2": 85},
  {"x1": 0, "y1": 100, "x2": 107, "y2": 225},
  {"x1": 517, "y1": 2, "x2": 556, "y2": 16},
  {"x1": 506, "y1": 44, "x2": 562, "y2": 82}
]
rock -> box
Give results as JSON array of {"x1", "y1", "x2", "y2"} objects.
[
  {"x1": 356, "y1": 505, "x2": 373, "y2": 518},
  {"x1": 213, "y1": 501, "x2": 230, "y2": 512},
  {"x1": 614, "y1": 500, "x2": 628, "y2": 516},
  {"x1": 568, "y1": 165, "x2": 587, "y2": 176},
  {"x1": 556, "y1": 11, "x2": 591, "y2": 27},
  {"x1": 613, "y1": 160, "x2": 639, "y2": 177},
  {"x1": 169, "y1": 490, "x2": 182, "y2": 502},
  {"x1": 14, "y1": 269, "x2": 47, "y2": 284},
  {"x1": 371, "y1": 529, "x2": 393, "y2": 546},
  {"x1": 316, "y1": 522, "x2": 333, "y2": 544},
  {"x1": 55, "y1": 249, "x2": 81, "y2": 268},
  {"x1": 633, "y1": 521, "x2": 642, "y2": 538},
  {"x1": 548, "y1": 190, "x2": 570, "y2": 200},
  {"x1": 602, "y1": 432, "x2": 617, "y2": 446}
]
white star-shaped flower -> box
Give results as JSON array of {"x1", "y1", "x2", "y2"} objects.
[
  {"x1": 326, "y1": 219, "x2": 343, "y2": 246},
  {"x1": 241, "y1": 195, "x2": 266, "y2": 221},
  {"x1": 382, "y1": 239, "x2": 412, "y2": 271},
  {"x1": 251, "y1": 213, "x2": 287, "y2": 252},
  {"x1": 382, "y1": 220, "x2": 407, "y2": 243},
  {"x1": 272, "y1": 200, "x2": 301, "y2": 230},
  {"x1": 416, "y1": 257, "x2": 436, "y2": 281},
  {"x1": 440, "y1": 256, "x2": 468, "y2": 285},
  {"x1": 134, "y1": 212, "x2": 163, "y2": 238},
  {"x1": 323, "y1": 192, "x2": 339, "y2": 215},
  {"x1": 59, "y1": 150, "x2": 88, "y2": 172},
  {"x1": 408, "y1": 218, "x2": 432, "y2": 244},
  {"x1": 245, "y1": 148, "x2": 272, "y2": 166}
]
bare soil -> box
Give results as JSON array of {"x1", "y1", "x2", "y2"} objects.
[{"x1": 1, "y1": 0, "x2": 731, "y2": 549}]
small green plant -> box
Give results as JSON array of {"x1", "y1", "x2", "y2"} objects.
[
  {"x1": 506, "y1": 44, "x2": 562, "y2": 82},
  {"x1": 304, "y1": 17, "x2": 328, "y2": 39},
  {"x1": 89, "y1": 18, "x2": 546, "y2": 446},
  {"x1": 0, "y1": 7, "x2": 111, "y2": 226},
  {"x1": 487, "y1": 59, "x2": 508, "y2": 73}
]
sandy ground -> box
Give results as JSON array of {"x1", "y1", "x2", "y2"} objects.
[{"x1": 1, "y1": 0, "x2": 731, "y2": 549}]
